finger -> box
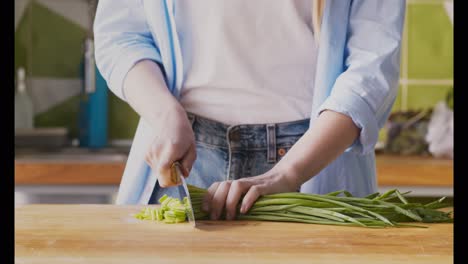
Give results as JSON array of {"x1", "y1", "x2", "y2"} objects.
[
  {"x1": 156, "y1": 144, "x2": 184, "y2": 187},
  {"x1": 179, "y1": 143, "x2": 197, "y2": 177},
  {"x1": 209, "y1": 181, "x2": 231, "y2": 220},
  {"x1": 146, "y1": 140, "x2": 172, "y2": 186},
  {"x1": 155, "y1": 162, "x2": 173, "y2": 188},
  {"x1": 240, "y1": 185, "x2": 265, "y2": 214},
  {"x1": 158, "y1": 137, "x2": 191, "y2": 167},
  {"x1": 225, "y1": 180, "x2": 250, "y2": 220},
  {"x1": 202, "y1": 181, "x2": 221, "y2": 212},
  {"x1": 145, "y1": 148, "x2": 172, "y2": 187},
  {"x1": 157, "y1": 145, "x2": 177, "y2": 171},
  {"x1": 146, "y1": 154, "x2": 172, "y2": 188}
]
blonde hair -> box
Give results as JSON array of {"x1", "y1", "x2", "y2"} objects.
[{"x1": 312, "y1": 0, "x2": 325, "y2": 45}]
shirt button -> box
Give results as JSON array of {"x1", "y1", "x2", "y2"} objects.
[{"x1": 278, "y1": 148, "x2": 287, "y2": 156}]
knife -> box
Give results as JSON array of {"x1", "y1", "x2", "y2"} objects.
[{"x1": 171, "y1": 161, "x2": 197, "y2": 227}]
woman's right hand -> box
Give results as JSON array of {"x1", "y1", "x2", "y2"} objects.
[
  {"x1": 145, "y1": 105, "x2": 197, "y2": 188},
  {"x1": 122, "y1": 59, "x2": 197, "y2": 188}
]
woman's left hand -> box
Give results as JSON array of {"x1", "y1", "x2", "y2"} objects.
[
  {"x1": 201, "y1": 166, "x2": 300, "y2": 220},
  {"x1": 201, "y1": 111, "x2": 361, "y2": 221}
]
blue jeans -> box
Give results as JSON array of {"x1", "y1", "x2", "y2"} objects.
[{"x1": 149, "y1": 112, "x2": 309, "y2": 204}]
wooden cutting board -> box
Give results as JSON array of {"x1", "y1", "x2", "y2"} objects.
[{"x1": 15, "y1": 205, "x2": 453, "y2": 264}]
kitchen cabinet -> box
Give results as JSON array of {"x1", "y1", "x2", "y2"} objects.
[{"x1": 15, "y1": 204, "x2": 453, "y2": 264}]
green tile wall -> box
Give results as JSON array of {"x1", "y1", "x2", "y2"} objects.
[
  {"x1": 407, "y1": 4, "x2": 453, "y2": 80},
  {"x1": 15, "y1": 1, "x2": 86, "y2": 78},
  {"x1": 397, "y1": 0, "x2": 453, "y2": 111},
  {"x1": 407, "y1": 85, "x2": 452, "y2": 110},
  {"x1": 392, "y1": 86, "x2": 403, "y2": 112},
  {"x1": 15, "y1": 0, "x2": 138, "y2": 140}
]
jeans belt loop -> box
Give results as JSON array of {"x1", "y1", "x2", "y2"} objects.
[{"x1": 266, "y1": 124, "x2": 276, "y2": 163}]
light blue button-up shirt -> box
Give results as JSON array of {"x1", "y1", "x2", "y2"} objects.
[{"x1": 94, "y1": 0, "x2": 405, "y2": 205}]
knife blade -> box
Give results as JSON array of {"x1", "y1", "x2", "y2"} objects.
[{"x1": 171, "y1": 162, "x2": 197, "y2": 227}]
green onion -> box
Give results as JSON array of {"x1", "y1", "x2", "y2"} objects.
[
  {"x1": 134, "y1": 184, "x2": 453, "y2": 228},
  {"x1": 134, "y1": 195, "x2": 193, "y2": 224},
  {"x1": 395, "y1": 190, "x2": 409, "y2": 204}
]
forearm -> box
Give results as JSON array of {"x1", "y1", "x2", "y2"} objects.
[
  {"x1": 205, "y1": 110, "x2": 361, "y2": 218},
  {"x1": 275, "y1": 110, "x2": 360, "y2": 188},
  {"x1": 123, "y1": 60, "x2": 184, "y2": 131}
]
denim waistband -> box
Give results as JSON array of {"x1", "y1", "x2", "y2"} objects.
[{"x1": 187, "y1": 112, "x2": 310, "y2": 150}]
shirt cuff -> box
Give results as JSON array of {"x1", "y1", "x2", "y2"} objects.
[
  {"x1": 317, "y1": 88, "x2": 379, "y2": 155},
  {"x1": 108, "y1": 47, "x2": 162, "y2": 101}
]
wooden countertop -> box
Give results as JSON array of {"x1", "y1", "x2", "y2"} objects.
[
  {"x1": 15, "y1": 205, "x2": 453, "y2": 264},
  {"x1": 15, "y1": 154, "x2": 453, "y2": 187}
]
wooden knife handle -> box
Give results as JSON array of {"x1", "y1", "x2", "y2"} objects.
[{"x1": 170, "y1": 162, "x2": 182, "y2": 185}]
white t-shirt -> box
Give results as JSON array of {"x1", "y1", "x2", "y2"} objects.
[{"x1": 176, "y1": 0, "x2": 318, "y2": 125}]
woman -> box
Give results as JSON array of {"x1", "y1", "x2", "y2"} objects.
[{"x1": 94, "y1": 0, "x2": 405, "y2": 221}]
